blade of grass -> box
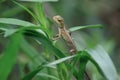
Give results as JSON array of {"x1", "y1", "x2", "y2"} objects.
[
  {"x1": 0, "y1": 23, "x2": 48, "y2": 38},
  {"x1": 69, "y1": 24, "x2": 103, "y2": 32},
  {"x1": 0, "y1": 26, "x2": 46, "y2": 37},
  {"x1": 45, "y1": 55, "x2": 76, "y2": 68},
  {"x1": 0, "y1": 33, "x2": 22, "y2": 80},
  {"x1": 37, "y1": 73, "x2": 60, "y2": 80},
  {"x1": 77, "y1": 51, "x2": 90, "y2": 80},
  {"x1": 24, "y1": 30, "x2": 66, "y2": 58},
  {"x1": 22, "y1": 66, "x2": 43, "y2": 80},
  {"x1": 36, "y1": 3, "x2": 47, "y2": 29},
  {"x1": 13, "y1": 1, "x2": 42, "y2": 25},
  {"x1": 24, "y1": 29, "x2": 68, "y2": 79},
  {"x1": 20, "y1": 37, "x2": 46, "y2": 64},
  {"x1": 23, "y1": 53, "x2": 78, "y2": 80},
  {"x1": 87, "y1": 45, "x2": 119, "y2": 80},
  {"x1": 0, "y1": 18, "x2": 36, "y2": 27},
  {"x1": 35, "y1": 3, "x2": 51, "y2": 37}
]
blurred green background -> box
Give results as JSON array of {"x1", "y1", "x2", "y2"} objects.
[{"x1": 0, "y1": 0, "x2": 120, "y2": 80}]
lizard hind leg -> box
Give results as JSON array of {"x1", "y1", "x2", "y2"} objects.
[{"x1": 70, "y1": 49, "x2": 76, "y2": 55}]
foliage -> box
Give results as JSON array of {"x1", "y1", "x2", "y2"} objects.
[{"x1": 0, "y1": 0, "x2": 119, "y2": 80}]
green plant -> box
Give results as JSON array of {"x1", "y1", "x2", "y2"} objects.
[{"x1": 0, "y1": 0, "x2": 119, "y2": 80}]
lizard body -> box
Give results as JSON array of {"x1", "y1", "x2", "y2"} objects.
[{"x1": 53, "y1": 15, "x2": 77, "y2": 54}]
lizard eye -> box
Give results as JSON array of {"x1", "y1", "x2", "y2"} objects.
[{"x1": 58, "y1": 19, "x2": 63, "y2": 23}]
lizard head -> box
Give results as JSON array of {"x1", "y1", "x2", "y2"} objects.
[{"x1": 53, "y1": 15, "x2": 64, "y2": 28}]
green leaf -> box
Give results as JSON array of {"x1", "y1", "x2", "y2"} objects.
[
  {"x1": 0, "y1": 26, "x2": 47, "y2": 38},
  {"x1": 69, "y1": 24, "x2": 103, "y2": 32},
  {"x1": 0, "y1": 33, "x2": 22, "y2": 80},
  {"x1": 20, "y1": 0, "x2": 58, "y2": 2},
  {"x1": 36, "y1": 3, "x2": 47, "y2": 30},
  {"x1": 3, "y1": 28, "x2": 18, "y2": 37},
  {"x1": 37, "y1": 73, "x2": 60, "y2": 80},
  {"x1": 23, "y1": 67, "x2": 43, "y2": 80},
  {"x1": 13, "y1": 1, "x2": 41, "y2": 25},
  {"x1": 0, "y1": 18, "x2": 36, "y2": 27},
  {"x1": 76, "y1": 51, "x2": 90, "y2": 80},
  {"x1": 20, "y1": 37, "x2": 46, "y2": 64},
  {"x1": 24, "y1": 30, "x2": 65, "y2": 58},
  {"x1": 45, "y1": 54, "x2": 76, "y2": 68},
  {"x1": 87, "y1": 45, "x2": 119, "y2": 80},
  {"x1": 22, "y1": 28, "x2": 64, "y2": 80},
  {"x1": 23, "y1": 54, "x2": 78, "y2": 80},
  {"x1": 0, "y1": 28, "x2": 19, "y2": 37}
]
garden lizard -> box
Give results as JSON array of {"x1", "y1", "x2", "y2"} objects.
[
  {"x1": 53, "y1": 15, "x2": 90, "y2": 80},
  {"x1": 53, "y1": 15, "x2": 77, "y2": 54}
]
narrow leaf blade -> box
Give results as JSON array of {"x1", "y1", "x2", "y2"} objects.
[
  {"x1": 37, "y1": 73, "x2": 60, "y2": 80},
  {"x1": 45, "y1": 54, "x2": 76, "y2": 68},
  {"x1": 87, "y1": 45, "x2": 119, "y2": 80},
  {"x1": 22, "y1": 67, "x2": 43, "y2": 80},
  {"x1": 24, "y1": 30, "x2": 65, "y2": 58},
  {"x1": 0, "y1": 33, "x2": 22, "y2": 80},
  {"x1": 69, "y1": 24, "x2": 103, "y2": 32},
  {"x1": 20, "y1": 37, "x2": 46, "y2": 64},
  {"x1": 0, "y1": 18, "x2": 36, "y2": 27},
  {"x1": 23, "y1": 54, "x2": 77, "y2": 80}
]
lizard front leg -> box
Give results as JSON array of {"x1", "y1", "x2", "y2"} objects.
[{"x1": 52, "y1": 28, "x2": 61, "y2": 41}]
